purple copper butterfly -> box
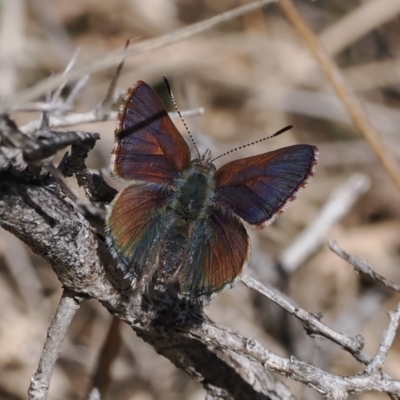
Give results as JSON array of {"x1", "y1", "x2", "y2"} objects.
[{"x1": 106, "y1": 80, "x2": 318, "y2": 302}]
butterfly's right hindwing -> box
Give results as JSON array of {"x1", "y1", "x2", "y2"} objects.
[{"x1": 171, "y1": 209, "x2": 250, "y2": 300}]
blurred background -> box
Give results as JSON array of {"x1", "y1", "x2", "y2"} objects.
[{"x1": 1, "y1": 0, "x2": 400, "y2": 399}]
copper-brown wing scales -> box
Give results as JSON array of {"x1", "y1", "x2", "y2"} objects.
[
  {"x1": 214, "y1": 145, "x2": 318, "y2": 227},
  {"x1": 106, "y1": 184, "x2": 173, "y2": 281},
  {"x1": 172, "y1": 211, "x2": 250, "y2": 300},
  {"x1": 111, "y1": 81, "x2": 191, "y2": 185}
]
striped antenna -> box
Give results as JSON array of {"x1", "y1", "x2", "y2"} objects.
[
  {"x1": 210, "y1": 125, "x2": 294, "y2": 163},
  {"x1": 163, "y1": 76, "x2": 201, "y2": 159}
]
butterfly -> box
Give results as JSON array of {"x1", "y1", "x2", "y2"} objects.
[{"x1": 106, "y1": 80, "x2": 318, "y2": 302}]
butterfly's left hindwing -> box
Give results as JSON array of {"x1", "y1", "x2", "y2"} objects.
[
  {"x1": 106, "y1": 184, "x2": 172, "y2": 280},
  {"x1": 214, "y1": 145, "x2": 318, "y2": 227}
]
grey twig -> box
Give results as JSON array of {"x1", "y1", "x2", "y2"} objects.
[
  {"x1": 0, "y1": 174, "x2": 293, "y2": 399},
  {"x1": 28, "y1": 290, "x2": 83, "y2": 400},
  {"x1": 10, "y1": 103, "x2": 72, "y2": 112},
  {"x1": 20, "y1": 107, "x2": 205, "y2": 134},
  {"x1": 189, "y1": 321, "x2": 400, "y2": 399},
  {"x1": 365, "y1": 302, "x2": 400, "y2": 374},
  {"x1": 63, "y1": 136, "x2": 118, "y2": 204},
  {"x1": 1, "y1": 172, "x2": 400, "y2": 398},
  {"x1": 0, "y1": 115, "x2": 117, "y2": 203},
  {"x1": 279, "y1": 174, "x2": 371, "y2": 274},
  {"x1": 241, "y1": 274, "x2": 369, "y2": 364},
  {"x1": 0, "y1": 0, "x2": 277, "y2": 112},
  {"x1": 95, "y1": 40, "x2": 129, "y2": 118},
  {"x1": 328, "y1": 241, "x2": 400, "y2": 293},
  {"x1": 51, "y1": 47, "x2": 81, "y2": 104},
  {"x1": 64, "y1": 74, "x2": 90, "y2": 107},
  {"x1": 0, "y1": 115, "x2": 99, "y2": 165}
]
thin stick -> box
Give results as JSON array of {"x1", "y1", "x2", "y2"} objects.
[
  {"x1": 64, "y1": 74, "x2": 90, "y2": 107},
  {"x1": 28, "y1": 290, "x2": 83, "y2": 400},
  {"x1": 278, "y1": 0, "x2": 400, "y2": 195},
  {"x1": 259, "y1": 87, "x2": 400, "y2": 138},
  {"x1": 10, "y1": 103, "x2": 72, "y2": 112},
  {"x1": 194, "y1": 319, "x2": 400, "y2": 398},
  {"x1": 52, "y1": 47, "x2": 81, "y2": 104},
  {"x1": 278, "y1": 174, "x2": 371, "y2": 274},
  {"x1": 40, "y1": 89, "x2": 51, "y2": 130},
  {"x1": 320, "y1": 0, "x2": 400, "y2": 57},
  {"x1": 20, "y1": 108, "x2": 205, "y2": 134},
  {"x1": 329, "y1": 241, "x2": 400, "y2": 293},
  {"x1": 0, "y1": 0, "x2": 277, "y2": 112},
  {"x1": 96, "y1": 40, "x2": 130, "y2": 116},
  {"x1": 240, "y1": 274, "x2": 369, "y2": 364},
  {"x1": 366, "y1": 302, "x2": 400, "y2": 374}
]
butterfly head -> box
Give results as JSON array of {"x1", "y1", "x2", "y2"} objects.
[
  {"x1": 189, "y1": 156, "x2": 216, "y2": 177},
  {"x1": 201, "y1": 148, "x2": 212, "y2": 162}
]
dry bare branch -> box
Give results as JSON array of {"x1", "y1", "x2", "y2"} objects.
[
  {"x1": 51, "y1": 47, "x2": 81, "y2": 104},
  {"x1": 2, "y1": 121, "x2": 400, "y2": 398},
  {"x1": 241, "y1": 274, "x2": 369, "y2": 364},
  {"x1": 0, "y1": 0, "x2": 277, "y2": 112},
  {"x1": 20, "y1": 108, "x2": 205, "y2": 134},
  {"x1": 0, "y1": 170, "x2": 294, "y2": 399},
  {"x1": 320, "y1": 0, "x2": 400, "y2": 57},
  {"x1": 278, "y1": 174, "x2": 371, "y2": 274},
  {"x1": 365, "y1": 302, "x2": 400, "y2": 374},
  {"x1": 2, "y1": 3, "x2": 400, "y2": 397},
  {"x1": 28, "y1": 290, "x2": 83, "y2": 400},
  {"x1": 329, "y1": 241, "x2": 400, "y2": 293}
]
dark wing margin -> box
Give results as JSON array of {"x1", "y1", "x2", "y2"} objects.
[
  {"x1": 111, "y1": 81, "x2": 191, "y2": 185},
  {"x1": 175, "y1": 211, "x2": 250, "y2": 301},
  {"x1": 214, "y1": 145, "x2": 318, "y2": 227}
]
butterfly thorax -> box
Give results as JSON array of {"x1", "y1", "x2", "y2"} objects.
[{"x1": 170, "y1": 159, "x2": 216, "y2": 222}]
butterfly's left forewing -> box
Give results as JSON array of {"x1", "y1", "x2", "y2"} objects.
[
  {"x1": 112, "y1": 81, "x2": 191, "y2": 185},
  {"x1": 214, "y1": 145, "x2": 318, "y2": 227}
]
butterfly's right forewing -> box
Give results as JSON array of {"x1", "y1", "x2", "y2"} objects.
[{"x1": 214, "y1": 145, "x2": 318, "y2": 227}]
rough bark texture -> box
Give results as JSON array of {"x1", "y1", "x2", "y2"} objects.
[{"x1": 0, "y1": 167, "x2": 293, "y2": 400}]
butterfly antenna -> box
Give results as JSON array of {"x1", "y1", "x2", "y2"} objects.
[
  {"x1": 163, "y1": 76, "x2": 201, "y2": 159},
  {"x1": 210, "y1": 125, "x2": 294, "y2": 162}
]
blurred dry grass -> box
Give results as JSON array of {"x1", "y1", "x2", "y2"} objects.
[{"x1": 1, "y1": 0, "x2": 400, "y2": 399}]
